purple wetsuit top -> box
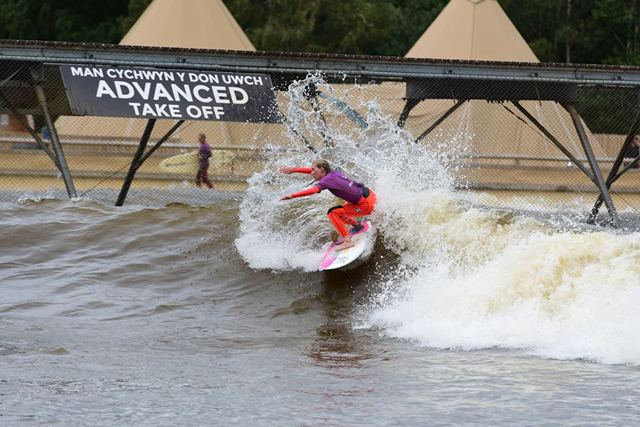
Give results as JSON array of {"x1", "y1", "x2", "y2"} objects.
[
  {"x1": 199, "y1": 142, "x2": 211, "y2": 167},
  {"x1": 315, "y1": 170, "x2": 364, "y2": 204}
]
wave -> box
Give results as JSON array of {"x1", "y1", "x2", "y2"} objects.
[{"x1": 236, "y1": 75, "x2": 640, "y2": 365}]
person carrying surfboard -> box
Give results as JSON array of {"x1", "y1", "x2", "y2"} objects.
[
  {"x1": 196, "y1": 133, "x2": 213, "y2": 189},
  {"x1": 280, "y1": 159, "x2": 376, "y2": 251}
]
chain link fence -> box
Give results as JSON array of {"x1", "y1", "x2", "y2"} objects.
[{"x1": 0, "y1": 42, "x2": 639, "y2": 226}]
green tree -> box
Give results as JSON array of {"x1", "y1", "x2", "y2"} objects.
[
  {"x1": 228, "y1": 0, "x2": 396, "y2": 54},
  {"x1": 377, "y1": 0, "x2": 447, "y2": 56},
  {"x1": 227, "y1": 0, "x2": 447, "y2": 56},
  {"x1": 502, "y1": 0, "x2": 573, "y2": 62},
  {"x1": 590, "y1": 0, "x2": 640, "y2": 65},
  {"x1": 0, "y1": 0, "x2": 130, "y2": 43},
  {"x1": 2, "y1": 0, "x2": 640, "y2": 66},
  {"x1": 118, "y1": 0, "x2": 153, "y2": 38}
]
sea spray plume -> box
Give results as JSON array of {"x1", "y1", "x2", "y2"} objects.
[
  {"x1": 377, "y1": 188, "x2": 552, "y2": 274},
  {"x1": 419, "y1": 100, "x2": 475, "y2": 177},
  {"x1": 285, "y1": 74, "x2": 335, "y2": 150},
  {"x1": 235, "y1": 75, "x2": 640, "y2": 367},
  {"x1": 357, "y1": 163, "x2": 640, "y2": 365},
  {"x1": 286, "y1": 73, "x2": 372, "y2": 150},
  {"x1": 360, "y1": 226, "x2": 640, "y2": 365},
  {"x1": 236, "y1": 74, "x2": 460, "y2": 271},
  {"x1": 236, "y1": 146, "x2": 326, "y2": 271},
  {"x1": 236, "y1": 75, "x2": 347, "y2": 271}
]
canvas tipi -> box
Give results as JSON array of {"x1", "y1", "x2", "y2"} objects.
[
  {"x1": 396, "y1": 0, "x2": 607, "y2": 160},
  {"x1": 120, "y1": 0, "x2": 255, "y2": 50},
  {"x1": 56, "y1": 0, "x2": 288, "y2": 149}
]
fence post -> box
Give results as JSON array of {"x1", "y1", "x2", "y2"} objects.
[
  {"x1": 512, "y1": 101, "x2": 594, "y2": 180},
  {"x1": 115, "y1": 119, "x2": 156, "y2": 206},
  {"x1": 564, "y1": 103, "x2": 619, "y2": 227},
  {"x1": 34, "y1": 84, "x2": 77, "y2": 199},
  {"x1": 587, "y1": 105, "x2": 640, "y2": 224}
]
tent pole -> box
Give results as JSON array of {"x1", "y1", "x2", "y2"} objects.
[
  {"x1": 415, "y1": 99, "x2": 465, "y2": 143},
  {"x1": 563, "y1": 103, "x2": 619, "y2": 227},
  {"x1": 397, "y1": 98, "x2": 421, "y2": 129},
  {"x1": 35, "y1": 84, "x2": 77, "y2": 198},
  {"x1": 116, "y1": 119, "x2": 156, "y2": 206},
  {"x1": 511, "y1": 101, "x2": 594, "y2": 180},
  {"x1": 587, "y1": 104, "x2": 640, "y2": 224}
]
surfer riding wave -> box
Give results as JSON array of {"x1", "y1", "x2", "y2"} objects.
[{"x1": 280, "y1": 159, "x2": 377, "y2": 251}]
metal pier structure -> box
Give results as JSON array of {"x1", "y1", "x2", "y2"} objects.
[{"x1": 1, "y1": 40, "x2": 639, "y2": 225}]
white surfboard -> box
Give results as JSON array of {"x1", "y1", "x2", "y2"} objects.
[{"x1": 319, "y1": 221, "x2": 375, "y2": 271}]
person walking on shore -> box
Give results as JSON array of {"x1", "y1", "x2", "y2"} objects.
[{"x1": 196, "y1": 133, "x2": 213, "y2": 188}]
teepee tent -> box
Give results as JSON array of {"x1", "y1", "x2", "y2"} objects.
[
  {"x1": 56, "y1": 0, "x2": 289, "y2": 149},
  {"x1": 406, "y1": 0, "x2": 537, "y2": 62},
  {"x1": 120, "y1": 0, "x2": 255, "y2": 50},
  {"x1": 393, "y1": 0, "x2": 607, "y2": 160}
]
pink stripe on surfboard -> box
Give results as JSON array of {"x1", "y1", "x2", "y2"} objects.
[{"x1": 319, "y1": 222, "x2": 370, "y2": 270}]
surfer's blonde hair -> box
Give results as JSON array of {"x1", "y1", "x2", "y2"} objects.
[{"x1": 312, "y1": 159, "x2": 332, "y2": 174}]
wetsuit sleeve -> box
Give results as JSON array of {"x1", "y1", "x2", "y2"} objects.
[
  {"x1": 289, "y1": 187, "x2": 320, "y2": 199},
  {"x1": 292, "y1": 167, "x2": 312, "y2": 174}
]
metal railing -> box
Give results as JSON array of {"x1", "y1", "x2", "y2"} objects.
[{"x1": 0, "y1": 40, "x2": 639, "y2": 225}]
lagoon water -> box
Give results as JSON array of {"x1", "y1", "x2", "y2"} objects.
[
  {"x1": 2, "y1": 182, "x2": 640, "y2": 426},
  {"x1": 2, "y1": 76, "x2": 640, "y2": 425}
]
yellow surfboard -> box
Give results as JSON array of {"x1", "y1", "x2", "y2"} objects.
[
  {"x1": 159, "y1": 151, "x2": 200, "y2": 174},
  {"x1": 159, "y1": 150, "x2": 235, "y2": 174}
]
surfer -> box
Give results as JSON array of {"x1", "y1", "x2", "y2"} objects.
[
  {"x1": 195, "y1": 133, "x2": 213, "y2": 189},
  {"x1": 280, "y1": 159, "x2": 376, "y2": 250}
]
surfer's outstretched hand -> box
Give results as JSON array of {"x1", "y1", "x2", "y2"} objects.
[
  {"x1": 279, "y1": 166, "x2": 293, "y2": 174},
  {"x1": 280, "y1": 195, "x2": 292, "y2": 201}
]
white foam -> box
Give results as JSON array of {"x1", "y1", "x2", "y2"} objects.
[
  {"x1": 361, "y1": 209, "x2": 640, "y2": 365},
  {"x1": 235, "y1": 74, "x2": 453, "y2": 271},
  {"x1": 234, "y1": 76, "x2": 640, "y2": 365}
]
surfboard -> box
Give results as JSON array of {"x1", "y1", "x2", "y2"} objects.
[
  {"x1": 319, "y1": 221, "x2": 375, "y2": 271},
  {"x1": 159, "y1": 150, "x2": 235, "y2": 174},
  {"x1": 159, "y1": 151, "x2": 199, "y2": 174}
]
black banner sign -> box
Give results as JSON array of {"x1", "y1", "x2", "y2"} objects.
[{"x1": 59, "y1": 65, "x2": 281, "y2": 123}]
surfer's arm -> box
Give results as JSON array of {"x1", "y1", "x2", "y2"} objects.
[
  {"x1": 281, "y1": 186, "x2": 320, "y2": 200},
  {"x1": 279, "y1": 167, "x2": 312, "y2": 174},
  {"x1": 292, "y1": 167, "x2": 312, "y2": 174}
]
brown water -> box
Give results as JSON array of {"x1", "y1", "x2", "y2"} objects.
[{"x1": 2, "y1": 191, "x2": 640, "y2": 426}]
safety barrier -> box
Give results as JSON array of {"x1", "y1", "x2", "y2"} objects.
[{"x1": 1, "y1": 40, "x2": 639, "y2": 226}]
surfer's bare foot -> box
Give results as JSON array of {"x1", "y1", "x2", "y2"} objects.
[{"x1": 335, "y1": 240, "x2": 355, "y2": 251}]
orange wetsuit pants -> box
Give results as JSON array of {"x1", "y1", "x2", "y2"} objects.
[{"x1": 327, "y1": 189, "x2": 376, "y2": 237}]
